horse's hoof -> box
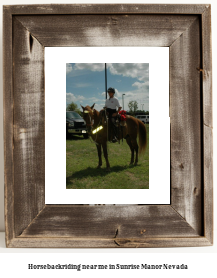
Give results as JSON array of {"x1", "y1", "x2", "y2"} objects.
[
  {"x1": 106, "y1": 167, "x2": 111, "y2": 172},
  {"x1": 134, "y1": 162, "x2": 138, "y2": 166},
  {"x1": 97, "y1": 165, "x2": 101, "y2": 169},
  {"x1": 129, "y1": 162, "x2": 134, "y2": 165}
]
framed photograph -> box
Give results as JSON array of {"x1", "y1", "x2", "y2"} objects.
[
  {"x1": 4, "y1": 4, "x2": 212, "y2": 248},
  {"x1": 45, "y1": 47, "x2": 170, "y2": 205}
]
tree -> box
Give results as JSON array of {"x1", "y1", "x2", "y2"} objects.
[
  {"x1": 136, "y1": 110, "x2": 145, "y2": 114},
  {"x1": 128, "y1": 100, "x2": 138, "y2": 115},
  {"x1": 66, "y1": 102, "x2": 82, "y2": 116}
]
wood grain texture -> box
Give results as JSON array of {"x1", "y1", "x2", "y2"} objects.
[
  {"x1": 201, "y1": 5, "x2": 213, "y2": 243},
  {"x1": 12, "y1": 17, "x2": 45, "y2": 237},
  {"x1": 201, "y1": 6, "x2": 213, "y2": 245},
  {"x1": 7, "y1": 236, "x2": 212, "y2": 248},
  {"x1": 3, "y1": 7, "x2": 14, "y2": 247},
  {"x1": 203, "y1": 126, "x2": 213, "y2": 243},
  {"x1": 3, "y1": 4, "x2": 213, "y2": 248},
  {"x1": 16, "y1": 15, "x2": 197, "y2": 47},
  {"x1": 4, "y1": 4, "x2": 207, "y2": 15},
  {"x1": 202, "y1": 6, "x2": 212, "y2": 129},
  {"x1": 170, "y1": 17, "x2": 202, "y2": 234},
  {"x1": 20, "y1": 205, "x2": 198, "y2": 238}
]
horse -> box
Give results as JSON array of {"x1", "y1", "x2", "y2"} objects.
[{"x1": 81, "y1": 103, "x2": 147, "y2": 171}]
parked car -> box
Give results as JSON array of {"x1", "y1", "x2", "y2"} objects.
[
  {"x1": 66, "y1": 111, "x2": 88, "y2": 139},
  {"x1": 135, "y1": 115, "x2": 149, "y2": 124}
]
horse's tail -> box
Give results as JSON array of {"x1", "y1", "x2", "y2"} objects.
[{"x1": 137, "y1": 119, "x2": 147, "y2": 155}]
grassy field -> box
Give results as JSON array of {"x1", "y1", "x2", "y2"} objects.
[{"x1": 66, "y1": 125, "x2": 149, "y2": 189}]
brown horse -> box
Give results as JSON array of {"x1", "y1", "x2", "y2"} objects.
[{"x1": 81, "y1": 104, "x2": 147, "y2": 171}]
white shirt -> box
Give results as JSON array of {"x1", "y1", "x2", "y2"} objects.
[{"x1": 105, "y1": 97, "x2": 121, "y2": 110}]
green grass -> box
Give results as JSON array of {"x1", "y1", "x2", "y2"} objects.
[{"x1": 66, "y1": 125, "x2": 149, "y2": 189}]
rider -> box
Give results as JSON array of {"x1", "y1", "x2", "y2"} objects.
[{"x1": 105, "y1": 87, "x2": 122, "y2": 143}]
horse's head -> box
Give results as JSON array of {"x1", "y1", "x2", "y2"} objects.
[{"x1": 81, "y1": 103, "x2": 95, "y2": 133}]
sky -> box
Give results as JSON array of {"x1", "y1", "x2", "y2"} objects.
[{"x1": 66, "y1": 63, "x2": 149, "y2": 112}]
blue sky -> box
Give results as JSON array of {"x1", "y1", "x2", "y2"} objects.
[{"x1": 66, "y1": 63, "x2": 149, "y2": 112}]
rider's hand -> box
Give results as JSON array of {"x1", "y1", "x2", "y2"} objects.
[{"x1": 112, "y1": 112, "x2": 117, "y2": 117}]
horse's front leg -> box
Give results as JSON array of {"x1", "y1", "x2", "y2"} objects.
[
  {"x1": 96, "y1": 143, "x2": 102, "y2": 168},
  {"x1": 102, "y1": 142, "x2": 110, "y2": 171}
]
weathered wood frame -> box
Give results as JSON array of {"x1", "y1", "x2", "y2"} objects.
[{"x1": 3, "y1": 4, "x2": 212, "y2": 248}]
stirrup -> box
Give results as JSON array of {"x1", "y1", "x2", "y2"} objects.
[{"x1": 111, "y1": 137, "x2": 118, "y2": 143}]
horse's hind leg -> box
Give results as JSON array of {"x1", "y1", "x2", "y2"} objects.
[
  {"x1": 96, "y1": 143, "x2": 102, "y2": 168},
  {"x1": 126, "y1": 136, "x2": 134, "y2": 165},
  {"x1": 131, "y1": 138, "x2": 139, "y2": 165}
]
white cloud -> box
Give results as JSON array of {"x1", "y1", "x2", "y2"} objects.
[
  {"x1": 72, "y1": 63, "x2": 149, "y2": 83},
  {"x1": 74, "y1": 63, "x2": 105, "y2": 72},
  {"x1": 114, "y1": 89, "x2": 120, "y2": 97},
  {"x1": 93, "y1": 103, "x2": 104, "y2": 111},
  {"x1": 132, "y1": 81, "x2": 148, "y2": 89},
  {"x1": 66, "y1": 64, "x2": 72, "y2": 74},
  {"x1": 107, "y1": 63, "x2": 149, "y2": 82},
  {"x1": 66, "y1": 92, "x2": 85, "y2": 104},
  {"x1": 88, "y1": 97, "x2": 101, "y2": 103},
  {"x1": 79, "y1": 96, "x2": 106, "y2": 109}
]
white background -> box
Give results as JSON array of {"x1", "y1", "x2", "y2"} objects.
[
  {"x1": 0, "y1": 0, "x2": 216, "y2": 277},
  {"x1": 45, "y1": 47, "x2": 170, "y2": 204}
]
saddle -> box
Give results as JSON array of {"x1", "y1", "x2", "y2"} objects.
[
  {"x1": 100, "y1": 109, "x2": 126, "y2": 143},
  {"x1": 111, "y1": 115, "x2": 119, "y2": 127}
]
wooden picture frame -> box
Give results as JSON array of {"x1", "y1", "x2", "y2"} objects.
[{"x1": 3, "y1": 4, "x2": 213, "y2": 248}]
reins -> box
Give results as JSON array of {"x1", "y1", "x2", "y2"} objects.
[
  {"x1": 87, "y1": 111, "x2": 100, "y2": 146},
  {"x1": 84, "y1": 108, "x2": 111, "y2": 147}
]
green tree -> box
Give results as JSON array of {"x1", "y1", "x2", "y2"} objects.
[
  {"x1": 128, "y1": 100, "x2": 138, "y2": 115},
  {"x1": 136, "y1": 110, "x2": 144, "y2": 114},
  {"x1": 66, "y1": 102, "x2": 82, "y2": 116}
]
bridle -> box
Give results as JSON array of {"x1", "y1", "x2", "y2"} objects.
[
  {"x1": 83, "y1": 109, "x2": 101, "y2": 145},
  {"x1": 84, "y1": 110, "x2": 94, "y2": 128}
]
